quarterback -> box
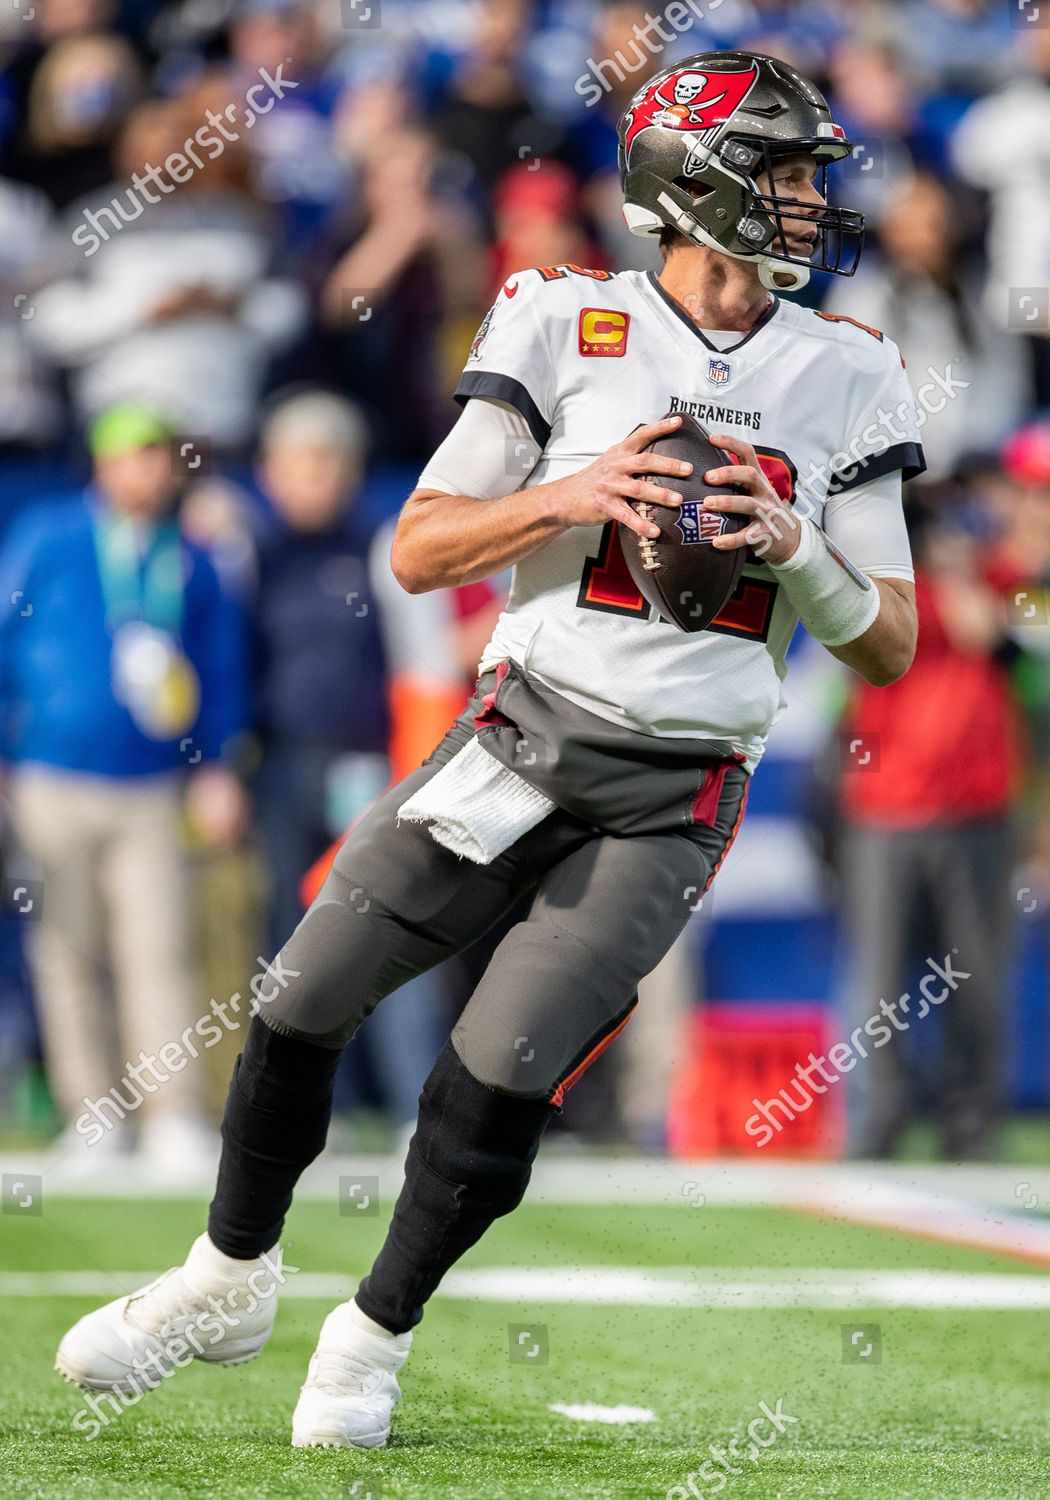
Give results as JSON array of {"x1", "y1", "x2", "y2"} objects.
[{"x1": 56, "y1": 52, "x2": 924, "y2": 1447}]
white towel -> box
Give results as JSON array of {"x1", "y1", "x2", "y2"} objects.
[{"x1": 397, "y1": 735, "x2": 555, "y2": 864}]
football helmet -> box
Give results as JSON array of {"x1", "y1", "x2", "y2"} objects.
[{"x1": 617, "y1": 51, "x2": 864, "y2": 292}]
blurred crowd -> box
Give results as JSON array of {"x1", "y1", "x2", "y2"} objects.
[{"x1": 0, "y1": 0, "x2": 1049, "y2": 1165}]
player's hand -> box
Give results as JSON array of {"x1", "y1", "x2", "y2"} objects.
[
  {"x1": 546, "y1": 415, "x2": 692, "y2": 540},
  {"x1": 703, "y1": 433, "x2": 801, "y2": 565}
]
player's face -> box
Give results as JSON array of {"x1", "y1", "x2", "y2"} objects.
[{"x1": 760, "y1": 154, "x2": 825, "y2": 258}]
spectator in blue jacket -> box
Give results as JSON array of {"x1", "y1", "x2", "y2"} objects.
[{"x1": 0, "y1": 404, "x2": 249, "y2": 1171}]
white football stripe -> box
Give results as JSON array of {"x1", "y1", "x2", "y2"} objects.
[
  {"x1": 6, "y1": 1153, "x2": 1050, "y2": 1271},
  {"x1": 3, "y1": 1267, "x2": 1049, "y2": 1308},
  {"x1": 549, "y1": 1404, "x2": 657, "y2": 1424},
  {"x1": 441, "y1": 1267, "x2": 1050, "y2": 1309}
]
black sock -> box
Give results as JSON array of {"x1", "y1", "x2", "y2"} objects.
[
  {"x1": 207, "y1": 1015, "x2": 342, "y2": 1259},
  {"x1": 355, "y1": 1041, "x2": 553, "y2": 1334}
]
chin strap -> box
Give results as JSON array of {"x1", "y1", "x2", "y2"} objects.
[
  {"x1": 651, "y1": 190, "x2": 812, "y2": 293},
  {"x1": 759, "y1": 260, "x2": 810, "y2": 293}
]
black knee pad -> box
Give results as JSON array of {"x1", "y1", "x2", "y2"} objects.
[
  {"x1": 414, "y1": 1040, "x2": 554, "y2": 1204},
  {"x1": 354, "y1": 1043, "x2": 554, "y2": 1333},
  {"x1": 208, "y1": 1015, "x2": 343, "y2": 1258},
  {"x1": 227, "y1": 1013, "x2": 341, "y2": 1152}
]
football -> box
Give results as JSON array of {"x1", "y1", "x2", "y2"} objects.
[{"x1": 619, "y1": 411, "x2": 750, "y2": 632}]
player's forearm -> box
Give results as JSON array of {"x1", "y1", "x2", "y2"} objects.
[
  {"x1": 827, "y1": 577, "x2": 917, "y2": 686},
  {"x1": 762, "y1": 513, "x2": 916, "y2": 688},
  {"x1": 391, "y1": 485, "x2": 567, "y2": 594}
]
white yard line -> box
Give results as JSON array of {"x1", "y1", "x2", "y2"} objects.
[
  {"x1": 6, "y1": 1153, "x2": 1050, "y2": 1267},
  {"x1": 2, "y1": 1266, "x2": 1048, "y2": 1308},
  {"x1": 5, "y1": 1153, "x2": 1049, "y2": 1209},
  {"x1": 549, "y1": 1404, "x2": 657, "y2": 1424}
]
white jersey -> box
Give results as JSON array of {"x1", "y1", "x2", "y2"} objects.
[{"x1": 422, "y1": 266, "x2": 924, "y2": 770}]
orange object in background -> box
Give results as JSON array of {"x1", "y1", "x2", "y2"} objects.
[
  {"x1": 669, "y1": 1004, "x2": 845, "y2": 1158},
  {"x1": 386, "y1": 675, "x2": 466, "y2": 787},
  {"x1": 299, "y1": 675, "x2": 466, "y2": 907}
]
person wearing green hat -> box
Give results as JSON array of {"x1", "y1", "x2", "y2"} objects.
[
  {"x1": 0, "y1": 402, "x2": 250, "y2": 1173},
  {"x1": 88, "y1": 404, "x2": 179, "y2": 460}
]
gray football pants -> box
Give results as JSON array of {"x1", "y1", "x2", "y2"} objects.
[{"x1": 257, "y1": 725, "x2": 749, "y2": 1100}]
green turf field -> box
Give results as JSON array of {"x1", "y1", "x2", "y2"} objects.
[{"x1": 3, "y1": 1195, "x2": 1050, "y2": 1499}]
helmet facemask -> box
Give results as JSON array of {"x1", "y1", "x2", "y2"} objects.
[{"x1": 719, "y1": 136, "x2": 865, "y2": 285}]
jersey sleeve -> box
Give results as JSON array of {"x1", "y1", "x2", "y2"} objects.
[
  {"x1": 824, "y1": 329, "x2": 927, "y2": 498},
  {"x1": 822, "y1": 469, "x2": 913, "y2": 582},
  {"x1": 454, "y1": 276, "x2": 556, "y2": 449},
  {"x1": 417, "y1": 396, "x2": 540, "y2": 499}
]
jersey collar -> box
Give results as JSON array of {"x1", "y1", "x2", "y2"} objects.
[{"x1": 643, "y1": 270, "x2": 781, "y2": 354}]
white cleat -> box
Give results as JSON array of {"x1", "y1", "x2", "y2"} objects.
[
  {"x1": 292, "y1": 1300, "x2": 412, "y2": 1449},
  {"x1": 55, "y1": 1233, "x2": 282, "y2": 1396}
]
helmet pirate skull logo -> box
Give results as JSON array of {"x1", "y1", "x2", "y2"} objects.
[{"x1": 672, "y1": 72, "x2": 709, "y2": 106}]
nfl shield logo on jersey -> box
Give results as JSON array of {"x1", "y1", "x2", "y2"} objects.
[{"x1": 706, "y1": 357, "x2": 731, "y2": 386}]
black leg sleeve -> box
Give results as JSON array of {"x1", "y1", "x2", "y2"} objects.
[
  {"x1": 355, "y1": 1041, "x2": 554, "y2": 1335},
  {"x1": 207, "y1": 1014, "x2": 343, "y2": 1259}
]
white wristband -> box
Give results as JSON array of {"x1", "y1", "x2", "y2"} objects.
[{"x1": 768, "y1": 517, "x2": 881, "y2": 647}]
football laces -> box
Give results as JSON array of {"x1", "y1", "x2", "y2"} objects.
[{"x1": 635, "y1": 503, "x2": 662, "y2": 571}]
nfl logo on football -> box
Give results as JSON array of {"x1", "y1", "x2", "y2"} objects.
[
  {"x1": 674, "y1": 502, "x2": 724, "y2": 545},
  {"x1": 706, "y1": 356, "x2": 731, "y2": 386},
  {"x1": 676, "y1": 503, "x2": 700, "y2": 543}
]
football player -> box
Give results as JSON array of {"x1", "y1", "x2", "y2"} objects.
[{"x1": 56, "y1": 52, "x2": 923, "y2": 1447}]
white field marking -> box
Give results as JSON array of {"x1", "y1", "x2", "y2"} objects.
[
  {"x1": 549, "y1": 1404, "x2": 657, "y2": 1424},
  {"x1": 796, "y1": 1176, "x2": 1050, "y2": 1272},
  {"x1": 8, "y1": 1152, "x2": 1050, "y2": 1267},
  {"x1": 4, "y1": 1267, "x2": 1050, "y2": 1308},
  {"x1": 6, "y1": 1153, "x2": 1049, "y2": 1212}
]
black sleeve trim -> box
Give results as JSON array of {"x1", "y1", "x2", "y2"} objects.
[
  {"x1": 826, "y1": 441, "x2": 927, "y2": 496},
  {"x1": 454, "y1": 371, "x2": 551, "y2": 449}
]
